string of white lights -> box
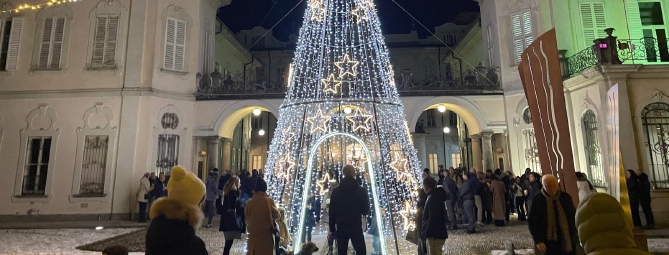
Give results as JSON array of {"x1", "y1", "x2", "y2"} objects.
[
  {"x1": 263, "y1": 0, "x2": 421, "y2": 254},
  {"x1": 1, "y1": 0, "x2": 82, "y2": 13}
]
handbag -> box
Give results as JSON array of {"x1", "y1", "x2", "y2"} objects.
[
  {"x1": 405, "y1": 229, "x2": 418, "y2": 245},
  {"x1": 222, "y1": 193, "x2": 243, "y2": 230}
]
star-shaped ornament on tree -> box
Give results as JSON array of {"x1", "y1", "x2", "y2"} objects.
[
  {"x1": 351, "y1": 5, "x2": 369, "y2": 23},
  {"x1": 317, "y1": 172, "x2": 336, "y2": 195},
  {"x1": 321, "y1": 73, "x2": 342, "y2": 94},
  {"x1": 281, "y1": 127, "x2": 296, "y2": 146},
  {"x1": 346, "y1": 107, "x2": 372, "y2": 132},
  {"x1": 399, "y1": 200, "x2": 417, "y2": 230},
  {"x1": 334, "y1": 54, "x2": 360, "y2": 79},
  {"x1": 306, "y1": 108, "x2": 332, "y2": 133},
  {"x1": 310, "y1": 0, "x2": 325, "y2": 21},
  {"x1": 275, "y1": 154, "x2": 296, "y2": 180}
]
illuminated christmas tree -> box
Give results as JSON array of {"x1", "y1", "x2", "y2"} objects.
[{"x1": 263, "y1": 0, "x2": 421, "y2": 253}]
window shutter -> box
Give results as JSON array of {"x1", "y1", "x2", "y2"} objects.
[
  {"x1": 5, "y1": 17, "x2": 23, "y2": 70},
  {"x1": 50, "y1": 17, "x2": 65, "y2": 69},
  {"x1": 174, "y1": 20, "x2": 186, "y2": 71},
  {"x1": 91, "y1": 16, "x2": 107, "y2": 66},
  {"x1": 39, "y1": 18, "x2": 53, "y2": 69},
  {"x1": 164, "y1": 18, "x2": 176, "y2": 70},
  {"x1": 512, "y1": 12, "x2": 524, "y2": 64},
  {"x1": 626, "y1": 0, "x2": 644, "y2": 41},
  {"x1": 580, "y1": 3, "x2": 608, "y2": 47},
  {"x1": 104, "y1": 16, "x2": 119, "y2": 66}
]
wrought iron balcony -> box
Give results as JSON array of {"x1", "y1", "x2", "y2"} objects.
[
  {"x1": 561, "y1": 28, "x2": 669, "y2": 79},
  {"x1": 196, "y1": 65, "x2": 501, "y2": 100}
]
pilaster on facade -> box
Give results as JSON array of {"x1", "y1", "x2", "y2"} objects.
[
  {"x1": 481, "y1": 132, "x2": 494, "y2": 171},
  {"x1": 411, "y1": 133, "x2": 429, "y2": 170},
  {"x1": 207, "y1": 136, "x2": 221, "y2": 171},
  {"x1": 221, "y1": 137, "x2": 232, "y2": 172},
  {"x1": 470, "y1": 134, "x2": 482, "y2": 171}
]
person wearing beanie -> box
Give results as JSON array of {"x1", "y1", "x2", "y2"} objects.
[
  {"x1": 145, "y1": 166, "x2": 208, "y2": 255},
  {"x1": 244, "y1": 177, "x2": 280, "y2": 255}
]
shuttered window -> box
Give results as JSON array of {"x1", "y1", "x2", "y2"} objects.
[
  {"x1": 39, "y1": 17, "x2": 66, "y2": 69},
  {"x1": 92, "y1": 15, "x2": 119, "y2": 68},
  {"x1": 511, "y1": 9, "x2": 533, "y2": 64},
  {"x1": 164, "y1": 17, "x2": 186, "y2": 71},
  {"x1": 580, "y1": 2, "x2": 608, "y2": 47},
  {"x1": 0, "y1": 17, "x2": 23, "y2": 70}
]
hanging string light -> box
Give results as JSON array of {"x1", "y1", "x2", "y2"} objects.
[{"x1": 1, "y1": 0, "x2": 82, "y2": 13}]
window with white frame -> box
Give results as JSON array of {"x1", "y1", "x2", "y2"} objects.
[
  {"x1": 157, "y1": 134, "x2": 180, "y2": 174},
  {"x1": 429, "y1": 153, "x2": 439, "y2": 174},
  {"x1": 426, "y1": 109, "x2": 437, "y2": 127},
  {"x1": 451, "y1": 153, "x2": 461, "y2": 168},
  {"x1": 252, "y1": 155, "x2": 262, "y2": 171},
  {"x1": 39, "y1": 17, "x2": 66, "y2": 69},
  {"x1": 252, "y1": 114, "x2": 263, "y2": 130},
  {"x1": 579, "y1": 2, "x2": 608, "y2": 48},
  {"x1": 91, "y1": 15, "x2": 119, "y2": 68},
  {"x1": 164, "y1": 17, "x2": 186, "y2": 72},
  {"x1": 79, "y1": 135, "x2": 109, "y2": 195},
  {"x1": 23, "y1": 137, "x2": 52, "y2": 195},
  {"x1": 511, "y1": 9, "x2": 533, "y2": 64},
  {"x1": 0, "y1": 17, "x2": 22, "y2": 70}
]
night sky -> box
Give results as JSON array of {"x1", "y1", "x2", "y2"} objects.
[{"x1": 218, "y1": 0, "x2": 480, "y2": 42}]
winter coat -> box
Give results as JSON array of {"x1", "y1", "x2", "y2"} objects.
[
  {"x1": 491, "y1": 179, "x2": 507, "y2": 221},
  {"x1": 577, "y1": 180, "x2": 594, "y2": 204},
  {"x1": 219, "y1": 190, "x2": 242, "y2": 232},
  {"x1": 206, "y1": 172, "x2": 221, "y2": 201},
  {"x1": 421, "y1": 188, "x2": 448, "y2": 239},
  {"x1": 305, "y1": 196, "x2": 321, "y2": 227},
  {"x1": 442, "y1": 177, "x2": 458, "y2": 201},
  {"x1": 137, "y1": 177, "x2": 152, "y2": 203},
  {"x1": 415, "y1": 188, "x2": 428, "y2": 235},
  {"x1": 245, "y1": 191, "x2": 279, "y2": 255},
  {"x1": 638, "y1": 173, "x2": 652, "y2": 200},
  {"x1": 145, "y1": 197, "x2": 208, "y2": 255},
  {"x1": 528, "y1": 191, "x2": 579, "y2": 253},
  {"x1": 626, "y1": 178, "x2": 640, "y2": 200},
  {"x1": 527, "y1": 180, "x2": 542, "y2": 213},
  {"x1": 458, "y1": 178, "x2": 475, "y2": 204},
  {"x1": 576, "y1": 193, "x2": 651, "y2": 255},
  {"x1": 151, "y1": 180, "x2": 167, "y2": 198},
  {"x1": 329, "y1": 177, "x2": 370, "y2": 233}
]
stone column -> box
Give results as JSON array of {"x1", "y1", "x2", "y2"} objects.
[
  {"x1": 470, "y1": 134, "x2": 482, "y2": 171},
  {"x1": 412, "y1": 133, "x2": 428, "y2": 170},
  {"x1": 207, "y1": 136, "x2": 220, "y2": 171},
  {"x1": 482, "y1": 132, "x2": 494, "y2": 171},
  {"x1": 221, "y1": 137, "x2": 232, "y2": 172},
  {"x1": 503, "y1": 131, "x2": 513, "y2": 173}
]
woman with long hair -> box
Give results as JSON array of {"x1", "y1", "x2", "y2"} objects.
[{"x1": 219, "y1": 175, "x2": 242, "y2": 255}]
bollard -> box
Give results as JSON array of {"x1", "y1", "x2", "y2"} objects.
[{"x1": 504, "y1": 241, "x2": 515, "y2": 255}]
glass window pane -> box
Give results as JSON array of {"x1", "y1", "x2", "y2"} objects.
[
  {"x1": 41, "y1": 138, "x2": 52, "y2": 164},
  {"x1": 38, "y1": 165, "x2": 48, "y2": 192},
  {"x1": 28, "y1": 138, "x2": 41, "y2": 164},
  {"x1": 639, "y1": 2, "x2": 664, "y2": 26}
]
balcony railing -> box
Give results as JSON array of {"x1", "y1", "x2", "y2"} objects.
[
  {"x1": 196, "y1": 64, "x2": 501, "y2": 100},
  {"x1": 562, "y1": 28, "x2": 669, "y2": 78}
]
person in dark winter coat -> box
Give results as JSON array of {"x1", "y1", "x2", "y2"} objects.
[
  {"x1": 637, "y1": 170, "x2": 655, "y2": 229},
  {"x1": 421, "y1": 177, "x2": 448, "y2": 255},
  {"x1": 329, "y1": 165, "x2": 370, "y2": 255},
  {"x1": 205, "y1": 170, "x2": 222, "y2": 227},
  {"x1": 304, "y1": 194, "x2": 321, "y2": 242},
  {"x1": 145, "y1": 166, "x2": 208, "y2": 255},
  {"x1": 490, "y1": 175, "x2": 507, "y2": 226},
  {"x1": 528, "y1": 174, "x2": 578, "y2": 255},
  {"x1": 526, "y1": 172, "x2": 542, "y2": 216},
  {"x1": 415, "y1": 188, "x2": 428, "y2": 255},
  {"x1": 441, "y1": 170, "x2": 458, "y2": 229},
  {"x1": 459, "y1": 172, "x2": 477, "y2": 233},
  {"x1": 626, "y1": 170, "x2": 642, "y2": 227},
  {"x1": 217, "y1": 169, "x2": 231, "y2": 214},
  {"x1": 219, "y1": 175, "x2": 242, "y2": 255}
]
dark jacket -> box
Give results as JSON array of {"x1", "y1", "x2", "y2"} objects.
[
  {"x1": 306, "y1": 196, "x2": 321, "y2": 227},
  {"x1": 329, "y1": 177, "x2": 370, "y2": 233},
  {"x1": 638, "y1": 173, "x2": 652, "y2": 200},
  {"x1": 442, "y1": 177, "x2": 458, "y2": 201},
  {"x1": 415, "y1": 189, "x2": 428, "y2": 235},
  {"x1": 206, "y1": 172, "x2": 221, "y2": 201},
  {"x1": 458, "y1": 178, "x2": 476, "y2": 203},
  {"x1": 626, "y1": 178, "x2": 640, "y2": 200},
  {"x1": 527, "y1": 191, "x2": 578, "y2": 252},
  {"x1": 527, "y1": 181, "x2": 543, "y2": 211},
  {"x1": 146, "y1": 198, "x2": 208, "y2": 255},
  {"x1": 219, "y1": 190, "x2": 243, "y2": 232},
  {"x1": 151, "y1": 180, "x2": 167, "y2": 198},
  {"x1": 421, "y1": 187, "x2": 448, "y2": 239}
]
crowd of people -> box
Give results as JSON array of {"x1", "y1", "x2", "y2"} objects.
[{"x1": 127, "y1": 164, "x2": 655, "y2": 255}]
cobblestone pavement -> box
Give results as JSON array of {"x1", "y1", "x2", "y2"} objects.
[{"x1": 1, "y1": 219, "x2": 667, "y2": 255}]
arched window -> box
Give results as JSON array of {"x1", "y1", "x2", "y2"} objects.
[
  {"x1": 582, "y1": 110, "x2": 605, "y2": 187},
  {"x1": 641, "y1": 102, "x2": 669, "y2": 189}
]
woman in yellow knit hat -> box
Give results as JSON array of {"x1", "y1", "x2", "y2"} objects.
[{"x1": 145, "y1": 166, "x2": 208, "y2": 255}]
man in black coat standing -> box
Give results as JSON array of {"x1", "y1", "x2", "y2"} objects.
[
  {"x1": 441, "y1": 169, "x2": 458, "y2": 230},
  {"x1": 528, "y1": 174, "x2": 578, "y2": 255},
  {"x1": 421, "y1": 177, "x2": 448, "y2": 255},
  {"x1": 329, "y1": 165, "x2": 370, "y2": 255}
]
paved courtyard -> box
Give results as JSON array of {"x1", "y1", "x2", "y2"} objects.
[{"x1": 0, "y1": 219, "x2": 667, "y2": 255}]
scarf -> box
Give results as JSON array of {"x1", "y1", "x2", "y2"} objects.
[{"x1": 542, "y1": 189, "x2": 572, "y2": 252}]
